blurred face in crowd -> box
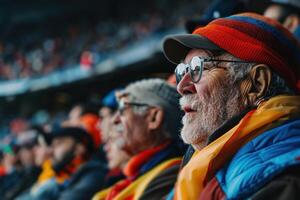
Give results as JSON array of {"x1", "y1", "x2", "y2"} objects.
[
  {"x1": 264, "y1": 5, "x2": 282, "y2": 21},
  {"x1": 112, "y1": 96, "x2": 153, "y2": 156},
  {"x1": 51, "y1": 136, "x2": 77, "y2": 166},
  {"x1": 51, "y1": 133, "x2": 88, "y2": 172},
  {"x1": 18, "y1": 146, "x2": 35, "y2": 168},
  {"x1": 99, "y1": 107, "x2": 114, "y2": 142},
  {"x1": 177, "y1": 49, "x2": 244, "y2": 149},
  {"x1": 2, "y1": 153, "x2": 18, "y2": 173},
  {"x1": 33, "y1": 142, "x2": 51, "y2": 167},
  {"x1": 264, "y1": 4, "x2": 300, "y2": 33},
  {"x1": 103, "y1": 130, "x2": 130, "y2": 169},
  {"x1": 69, "y1": 105, "x2": 83, "y2": 122},
  {"x1": 62, "y1": 105, "x2": 83, "y2": 127}
]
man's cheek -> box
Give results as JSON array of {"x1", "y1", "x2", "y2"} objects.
[{"x1": 195, "y1": 81, "x2": 210, "y2": 98}]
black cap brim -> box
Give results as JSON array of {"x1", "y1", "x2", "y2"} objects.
[{"x1": 163, "y1": 34, "x2": 222, "y2": 65}]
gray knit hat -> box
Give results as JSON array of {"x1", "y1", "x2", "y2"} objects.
[{"x1": 118, "y1": 78, "x2": 183, "y2": 139}]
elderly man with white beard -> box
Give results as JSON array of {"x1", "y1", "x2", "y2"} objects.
[
  {"x1": 163, "y1": 13, "x2": 300, "y2": 200},
  {"x1": 94, "y1": 78, "x2": 186, "y2": 200}
]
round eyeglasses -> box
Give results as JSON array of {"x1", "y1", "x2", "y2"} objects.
[{"x1": 175, "y1": 56, "x2": 251, "y2": 84}]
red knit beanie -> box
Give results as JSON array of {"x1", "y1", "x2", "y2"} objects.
[{"x1": 163, "y1": 13, "x2": 300, "y2": 93}]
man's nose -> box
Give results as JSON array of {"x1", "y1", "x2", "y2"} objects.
[
  {"x1": 112, "y1": 112, "x2": 121, "y2": 125},
  {"x1": 177, "y1": 73, "x2": 197, "y2": 95}
]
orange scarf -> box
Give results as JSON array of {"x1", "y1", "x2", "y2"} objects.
[
  {"x1": 106, "y1": 142, "x2": 170, "y2": 200},
  {"x1": 37, "y1": 157, "x2": 86, "y2": 185}
]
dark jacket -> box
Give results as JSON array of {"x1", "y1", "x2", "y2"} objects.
[
  {"x1": 58, "y1": 159, "x2": 107, "y2": 200},
  {"x1": 140, "y1": 164, "x2": 180, "y2": 200},
  {"x1": 16, "y1": 158, "x2": 107, "y2": 200},
  {"x1": 1, "y1": 167, "x2": 41, "y2": 200}
]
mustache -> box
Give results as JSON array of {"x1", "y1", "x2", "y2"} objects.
[
  {"x1": 180, "y1": 94, "x2": 202, "y2": 110},
  {"x1": 114, "y1": 124, "x2": 124, "y2": 133}
]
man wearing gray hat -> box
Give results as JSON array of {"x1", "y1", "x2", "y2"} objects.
[{"x1": 94, "y1": 78, "x2": 185, "y2": 200}]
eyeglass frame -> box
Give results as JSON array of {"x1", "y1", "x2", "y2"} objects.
[
  {"x1": 175, "y1": 56, "x2": 252, "y2": 84},
  {"x1": 117, "y1": 100, "x2": 150, "y2": 115}
]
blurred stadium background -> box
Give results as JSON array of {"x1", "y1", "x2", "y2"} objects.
[{"x1": 0, "y1": 0, "x2": 268, "y2": 138}]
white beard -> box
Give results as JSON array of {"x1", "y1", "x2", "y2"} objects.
[{"x1": 179, "y1": 83, "x2": 242, "y2": 149}]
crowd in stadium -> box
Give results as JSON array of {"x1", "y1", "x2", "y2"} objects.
[
  {"x1": 1, "y1": 0, "x2": 300, "y2": 199},
  {"x1": 0, "y1": 1, "x2": 194, "y2": 81},
  {"x1": 0, "y1": 15, "x2": 162, "y2": 80}
]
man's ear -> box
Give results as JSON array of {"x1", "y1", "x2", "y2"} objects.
[
  {"x1": 240, "y1": 64, "x2": 271, "y2": 106},
  {"x1": 146, "y1": 107, "x2": 164, "y2": 131},
  {"x1": 283, "y1": 14, "x2": 300, "y2": 32}
]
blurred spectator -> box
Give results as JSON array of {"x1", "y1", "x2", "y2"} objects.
[
  {"x1": 9, "y1": 118, "x2": 29, "y2": 135},
  {"x1": 62, "y1": 103, "x2": 106, "y2": 156},
  {"x1": 17, "y1": 127, "x2": 107, "y2": 200},
  {"x1": 264, "y1": 0, "x2": 300, "y2": 40},
  {"x1": 0, "y1": 1, "x2": 206, "y2": 81},
  {"x1": 0, "y1": 136, "x2": 22, "y2": 199},
  {"x1": 80, "y1": 51, "x2": 94, "y2": 70},
  {"x1": 0, "y1": 152, "x2": 4, "y2": 176},
  {"x1": 66, "y1": 104, "x2": 84, "y2": 126},
  {"x1": 94, "y1": 79, "x2": 185, "y2": 200},
  {"x1": 63, "y1": 102, "x2": 100, "y2": 126},
  {"x1": 167, "y1": 74, "x2": 177, "y2": 86},
  {"x1": 0, "y1": 136, "x2": 19, "y2": 176},
  {"x1": 93, "y1": 129, "x2": 130, "y2": 200},
  {"x1": 51, "y1": 127, "x2": 106, "y2": 200},
  {"x1": 32, "y1": 127, "x2": 51, "y2": 168},
  {"x1": 103, "y1": 131, "x2": 129, "y2": 185},
  {"x1": 31, "y1": 111, "x2": 51, "y2": 127},
  {"x1": 63, "y1": 102, "x2": 107, "y2": 162},
  {"x1": 185, "y1": 0, "x2": 247, "y2": 33},
  {"x1": 2, "y1": 127, "x2": 49, "y2": 200},
  {"x1": 99, "y1": 89, "x2": 119, "y2": 142},
  {"x1": 97, "y1": 89, "x2": 130, "y2": 191},
  {"x1": 79, "y1": 114, "x2": 102, "y2": 149}
]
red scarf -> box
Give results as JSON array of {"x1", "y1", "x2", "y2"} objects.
[
  {"x1": 105, "y1": 142, "x2": 169, "y2": 200},
  {"x1": 56, "y1": 156, "x2": 86, "y2": 183}
]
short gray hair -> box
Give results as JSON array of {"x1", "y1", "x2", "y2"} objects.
[
  {"x1": 215, "y1": 52, "x2": 295, "y2": 99},
  {"x1": 121, "y1": 78, "x2": 183, "y2": 139}
]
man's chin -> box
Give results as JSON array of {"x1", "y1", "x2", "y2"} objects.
[
  {"x1": 182, "y1": 113, "x2": 197, "y2": 125},
  {"x1": 181, "y1": 131, "x2": 207, "y2": 150},
  {"x1": 180, "y1": 121, "x2": 209, "y2": 148},
  {"x1": 181, "y1": 126, "x2": 199, "y2": 145}
]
